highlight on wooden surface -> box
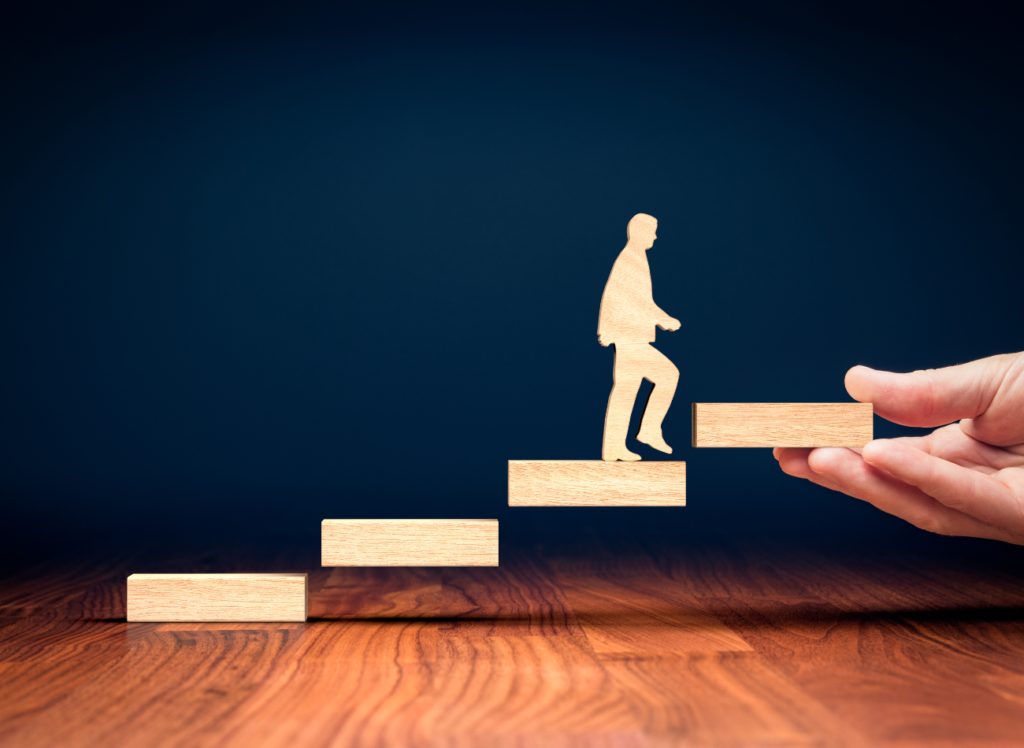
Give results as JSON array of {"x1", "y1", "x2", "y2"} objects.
[
  {"x1": 126, "y1": 573, "x2": 307, "y2": 622},
  {"x1": 692, "y1": 402, "x2": 874, "y2": 447},
  {"x1": 508, "y1": 460, "x2": 686, "y2": 506},
  {"x1": 321, "y1": 519, "x2": 499, "y2": 567}
]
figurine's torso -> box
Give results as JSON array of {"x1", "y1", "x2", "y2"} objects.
[{"x1": 598, "y1": 248, "x2": 655, "y2": 345}]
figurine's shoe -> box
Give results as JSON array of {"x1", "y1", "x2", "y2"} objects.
[
  {"x1": 604, "y1": 446, "x2": 642, "y2": 461},
  {"x1": 636, "y1": 428, "x2": 673, "y2": 454}
]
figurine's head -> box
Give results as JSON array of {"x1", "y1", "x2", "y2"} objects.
[{"x1": 626, "y1": 213, "x2": 658, "y2": 250}]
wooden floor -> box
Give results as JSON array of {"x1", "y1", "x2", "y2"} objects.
[{"x1": 3, "y1": 533, "x2": 1024, "y2": 747}]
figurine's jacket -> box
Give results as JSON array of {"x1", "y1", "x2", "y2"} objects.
[{"x1": 597, "y1": 247, "x2": 658, "y2": 345}]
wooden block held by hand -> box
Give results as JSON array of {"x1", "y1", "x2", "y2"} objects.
[
  {"x1": 127, "y1": 573, "x2": 307, "y2": 622},
  {"x1": 321, "y1": 519, "x2": 499, "y2": 567},
  {"x1": 692, "y1": 403, "x2": 873, "y2": 447},
  {"x1": 508, "y1": 460, "x2": 686, "y2": 506}
]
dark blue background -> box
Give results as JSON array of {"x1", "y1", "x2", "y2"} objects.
[{"x1": 3, "y1": 1, "x2": 1023, "y2": 560}]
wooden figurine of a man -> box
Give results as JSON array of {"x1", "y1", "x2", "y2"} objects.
[{"x1": 598, "y1": 213, "x2": 680, "y2": 461}]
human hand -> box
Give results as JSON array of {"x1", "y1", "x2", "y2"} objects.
[
  {"x1": 774, "y1": 353, "x2": 1024, "y2": 543},
  {"x1": 659, "y1": 316, "x2": 681, "y2": 332}
]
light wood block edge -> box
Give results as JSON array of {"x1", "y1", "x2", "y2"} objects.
[
  {"x1": 508, "y1": 460, "x2": 686, "y2": 506},
  {"x1": 321, "y1": 519, "x2": 499, "y2": 567},
  {"x1": 691, "y1": 402, "x2": 874, "y2": 448},
  {"x1": 126, "y1": 573, "x2": 308, "y2": 623}
]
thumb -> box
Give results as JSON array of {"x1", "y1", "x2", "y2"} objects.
[{"x1": 845, "y1": 354, "x2": 1024, "y2": 446}]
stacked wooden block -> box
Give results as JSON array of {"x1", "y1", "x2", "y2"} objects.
[
  {"x1": 128, "y1": 402, "x2": 871, "y2": 622},
  {"x1": 509, "y1": 403, "x2": 872, "y2": 505},
  {"x1": 128, "y1": 520, "x2": 499, "y2": 622}
]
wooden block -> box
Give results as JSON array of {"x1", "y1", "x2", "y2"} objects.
[
  {"x1": 126, "y1": 573, "x2": 307, "y2": 622},
  {"x1": 508, "y1": 460, "x2": 686, "y2": 506},
  {"x1": 321, "y1": 520, "x2": 499, "y2": 567},
  {"x1": 692, "y1": 403, "x2": 873, "y2": 447}
]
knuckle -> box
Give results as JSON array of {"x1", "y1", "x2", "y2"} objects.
[
  {"x1": 922, "y1": 519, "x2": 954, "y2": 537},
  {"x1": 779, "y1": 459, "x2": 802, "y2": 478},
  {"x1": 914, "y1": 512, "x2": 955, "y2": 537},
  {"x1": 910, "y1": 369, "x2": 940, "y2": 421}
]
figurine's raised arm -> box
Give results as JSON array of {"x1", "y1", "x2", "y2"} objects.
[{"x1": 655, "y1": 304, "x2": 681, "y2": 332}]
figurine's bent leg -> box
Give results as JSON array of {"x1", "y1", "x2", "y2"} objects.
[
  {"x1": 636, "y1": 345, "x2": 679, "y2": 453},
  {"x1": 603, "y1": 345, "x2": 643, "y2": 461}
]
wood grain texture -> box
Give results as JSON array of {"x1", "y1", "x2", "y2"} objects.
[
  {"x1": 604, "y1": 652, "x2": 868, "y2": 747},
  {"x1": 433, "y1": 636, "x2": 642, "y2": 740},
  {"x1": 127, "y1": 573, "x2": 307, "y2": 622},
  {"x1": 554, "y1": 574, "x2": 752, "y2": 655},
  {"x1": 692, "y1": 402, "x2": 874, "y2": 447},
  {"x1": 508, "y1": 461, "x2": 685, "y2": 506},
  {"x1": 5, "y1": 535, "x2": 1024, "y2": 746},
  {"x1": 439, "y1": 552, "x2": 585, "y2": 637},
  {"x1": 312, "y1": 567, "x2": 442, "y2": 619},
  {"x1": 322, "y1": 519, "x2": 499, "y2": 567}
]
